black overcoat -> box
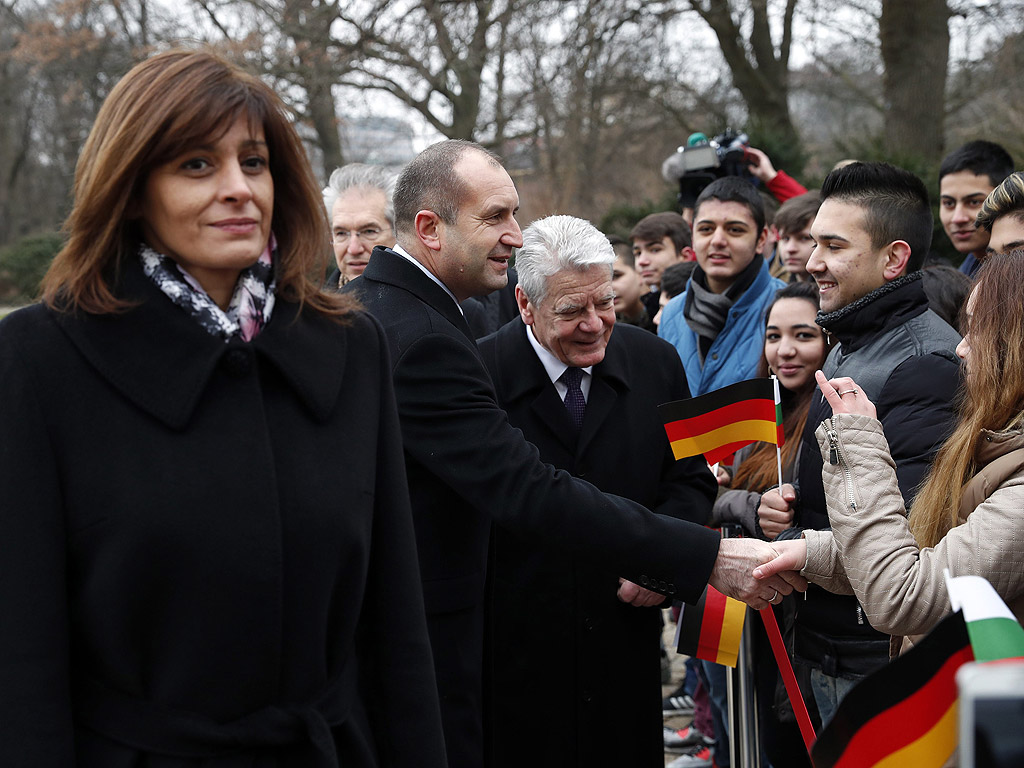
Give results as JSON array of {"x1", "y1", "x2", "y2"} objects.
[
  {"x1": 478, "y1": 319, "x2": 716, "y2": 768},
  {"x1": 345, "y1": 247, "x2": 721, "y2": 768},
  {"x1": 0, "y1": 261, "x2": 446, "y2": 767}
]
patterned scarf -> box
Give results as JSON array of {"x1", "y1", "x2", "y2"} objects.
[{"x1": 139, "y1": 235, "x2": 277, "y2": 342}]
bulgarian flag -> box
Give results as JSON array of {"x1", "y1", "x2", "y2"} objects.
[
  {"x1": 810, "y1": 575, "x2": 1024, "y2": 768},
  {"x1": 946, "y1": 573, "x2": 1024, "y2": 662},
  {"x1": 674, "y1": 585, "x2": 746, "y2": 668},
  {"x1": 659, "y1": 378, "x2": 784, "y2": 466}
]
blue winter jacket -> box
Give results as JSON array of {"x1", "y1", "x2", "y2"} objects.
[{"x1": 658, "y1": 261, "x2": 784, "y2": 396}]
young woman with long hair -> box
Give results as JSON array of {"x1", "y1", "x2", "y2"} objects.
[
  {"x1": 715, "y1": 280, "x2": 833, "y2": 529},
  {"x1": 681, "y1": 281, "x2": 831, "y2": 768},
  {"x1": 756, "y1": 250, "x2": 1024, "y2": 647},
  {"x1": 0, "y1": 49, "x2": 445, "y2": 766}
]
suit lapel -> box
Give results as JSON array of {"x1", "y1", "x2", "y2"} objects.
[
  {"x1": 493, "y1": 321, "x2": 578, "y2": 453},
  {"x1": 577, "y1": 333, "x2": 630, "y2": 455}
]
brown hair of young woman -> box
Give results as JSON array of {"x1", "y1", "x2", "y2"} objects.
[
  {"x1": 909, "y1": 250, "x2": 1024, "y2": 548},
  {"x1": 730, "y1": 282, "x2": 832, "y2": 493},
  {"x1": 42, "y1": 48, "x2": 355, "y2": 318}
]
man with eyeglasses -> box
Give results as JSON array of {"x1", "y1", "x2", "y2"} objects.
[{"x1": 322, "y1": 163, "x2": 399, "y2": 286}]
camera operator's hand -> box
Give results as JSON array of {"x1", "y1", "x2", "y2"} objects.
[{"x1": 745, "y1": 146, "x2": 778, "y2": 184}]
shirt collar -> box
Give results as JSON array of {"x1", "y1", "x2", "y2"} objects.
[{"x1": 524, "y1": 323, "x2": 593, "y2": 385}]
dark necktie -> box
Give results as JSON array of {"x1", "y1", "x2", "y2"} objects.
[{"x1": 561, "y1": 367, "x2": 585, "y2": 430}]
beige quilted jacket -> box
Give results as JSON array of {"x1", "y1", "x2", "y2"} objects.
[{"x1": 800, "y1": 413, "x2": 1024, "y2": 650}]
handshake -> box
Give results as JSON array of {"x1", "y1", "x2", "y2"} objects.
[{"x1": 618, "y1": 534, "x2": 810, "y2": 610}]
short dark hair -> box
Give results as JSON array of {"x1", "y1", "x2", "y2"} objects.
[
  {"x1": 393, "y1": 139, "x2": 503, "y2": 234},
  {"x1": 820, "y1": 162, "x2": 933, "y2": 272},
  {"x1": 693, "y1": 177, "x2": 766, "y2": 233},
  {"x1": 773, "y1": 191, "x2": 822, "y2": 236},
  {"x1": 977, "y1": 171, "x2": 1024, "y2": 232},
  {"x1": 630, "y1": 212, "x2": 692, "y2": 253},
  {"x1": 938, "y1": 140, "x2": 1014, "y2": 188},
  {"x1": 660, "y1": 261, "x2": 696, "y2": 299}
]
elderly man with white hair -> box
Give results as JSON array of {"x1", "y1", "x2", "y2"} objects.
[
  {"x1": 322, "y1": 163, "x2": 398, "y2": 286},
  {"x1": 478, "y1": 214, "x2": 716, "y2": 768}
]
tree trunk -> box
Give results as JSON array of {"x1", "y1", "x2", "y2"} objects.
[{"x1": 880, "y1": 0, "x2": 950, "y2": 164}]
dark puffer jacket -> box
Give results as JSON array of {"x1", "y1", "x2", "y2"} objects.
[{"x1": 781, "y1": 273, "x2": 962, "y2": 678}]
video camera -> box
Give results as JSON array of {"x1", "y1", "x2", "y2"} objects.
[{"x1": 661, "y1": 131, "x2": 752, "y2": 211}]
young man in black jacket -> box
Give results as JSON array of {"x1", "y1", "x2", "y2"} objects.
[{"x1": 758, "y1": 162, "x2": 962, "y2": 725}]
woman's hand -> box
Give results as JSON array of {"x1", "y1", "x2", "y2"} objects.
[
  {"x1": 752, "y1": 538, "x2": 808, "y2": 580},
  {"x1": 758, "y1": 484, "x2": 795, "y2": 540},
  {"x1": 716, "y1": 465, "x2": 732, "y2": 487},
  {"x1": 815, "y1": 370, "x2": 877, "y2": 419}
]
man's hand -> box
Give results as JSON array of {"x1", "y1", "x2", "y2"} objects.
[
  {"x1": 744, "y1": 146, "x2": 778, "y2": 184},
  {"x1": 708, "y1": 537, "x2": 807, "y2": 610},
  {"x1": 753, "y1": 538, "x2": 808, "y2": 580},
  {"x1": 758, "y1": 484, "x2": 796, "y2": 540},
  {"x1": 617, "y1": 578, "x2": 666, "y2": 607}
]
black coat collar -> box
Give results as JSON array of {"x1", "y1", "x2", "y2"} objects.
[
  {"x1": 489, "y1": 319, "x2": 631, "y2": 453},
  {"x1": 54, "y1": 259, "x2": 349, "y2": 429},
  {"x1": 358, "y1": 246, "x2": 474, "y2": 342},
  {"x1": 815, "y1": 272, "x2": 928, "y2": 353}
]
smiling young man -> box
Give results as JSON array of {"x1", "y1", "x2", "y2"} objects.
[
  {"x1": 757, "y1": 162, "x2": 962, "y2": 725},
  {"x1": 478, "y1": 215, "x2": 714, "y2": 768},
  {"x1": 658, "y1": 176, "x2": 784, "y2": 397},
  {"x1": 937, "y1": 140, "x2": 1014, "y2": 277}
]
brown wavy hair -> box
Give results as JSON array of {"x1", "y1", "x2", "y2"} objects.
[
  {"x1": 731, "y1": 282, "x2": 833, "y2": 493},
  {"x1": 42, "y1": 48, "x2": 355, "y2": 318},
  {"x1": 909, "y1": 250, "x2": 1024, "y2": 548}
]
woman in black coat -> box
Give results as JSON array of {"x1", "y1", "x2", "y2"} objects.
[{"x1": 0, "y1": 50, "x2": 445, "y2": 767}]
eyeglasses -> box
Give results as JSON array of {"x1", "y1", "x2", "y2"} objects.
[{"x1": 332, "y1": 227, "x2": 384, "y2": 244}]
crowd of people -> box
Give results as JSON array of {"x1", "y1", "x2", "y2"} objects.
[{"x1": 1, "y1": 47, "x2": 1022, "y2": 768}]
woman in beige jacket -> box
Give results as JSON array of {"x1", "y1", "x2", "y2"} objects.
[{"x1": 754, "y1": 250, "x2": 1024, "y2": 650}]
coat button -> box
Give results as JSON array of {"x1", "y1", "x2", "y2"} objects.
[
  {"x1": 221, "y1": 349, "x2": 253, "y2": 377},
  {"x1": 639, "y1": 575, "x2": 649, "y2": 586},
  {"x1": 667, "y1": 583, "x2": 676, "y2": 595}
]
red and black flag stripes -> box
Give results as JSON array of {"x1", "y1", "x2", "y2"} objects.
[
  {"x1": 675, "y1": 585, "x2": 746, "y2": 668},
  {"x1": 659, "y1": 378, "x2": 782, "y2": 466},
  {"x1": 811, "y1": 610, "x2": 974, "y2": 768}
]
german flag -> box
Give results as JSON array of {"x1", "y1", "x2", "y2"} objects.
[
  {"x1": 811, "y1": 609, "x2": 974, "y2": 768},
  {"x1": 675, "y1": 585, "x2": 747, "y2": 668},
  {"x1": 660, "y1": 378, "x2": 783, "y2": 466}
]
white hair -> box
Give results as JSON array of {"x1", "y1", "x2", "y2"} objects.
[
  {"x1": 322, "y1": 163, "x2": 400, "y2": 234},
  {"x1": 516, "y1": 215, "x2": 615, "y2": 305}
]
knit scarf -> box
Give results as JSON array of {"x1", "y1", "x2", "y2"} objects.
[
  {"x1": 683, "y1": 255, "x2": 762, "y2": 362},
  {"x1": 139, "y1": 235, "x2": 277, "y2": 343}
]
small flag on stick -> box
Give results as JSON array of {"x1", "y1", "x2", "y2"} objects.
[
  {"x1": 660, "y1": 378, "x2": 783, "y2": 466},
  {"x1": 811, "y1": 576, "x2": 1024, "y2": 768},
  {"x1": 811, "y1": 609, "x2": 972, "y2": 768},
  {"x1": 946, "y1": 573, "x2": 1024, "y2": 662},
  {"x1": 675, "y1": 585, "x2": 747, "y2": 668}
]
